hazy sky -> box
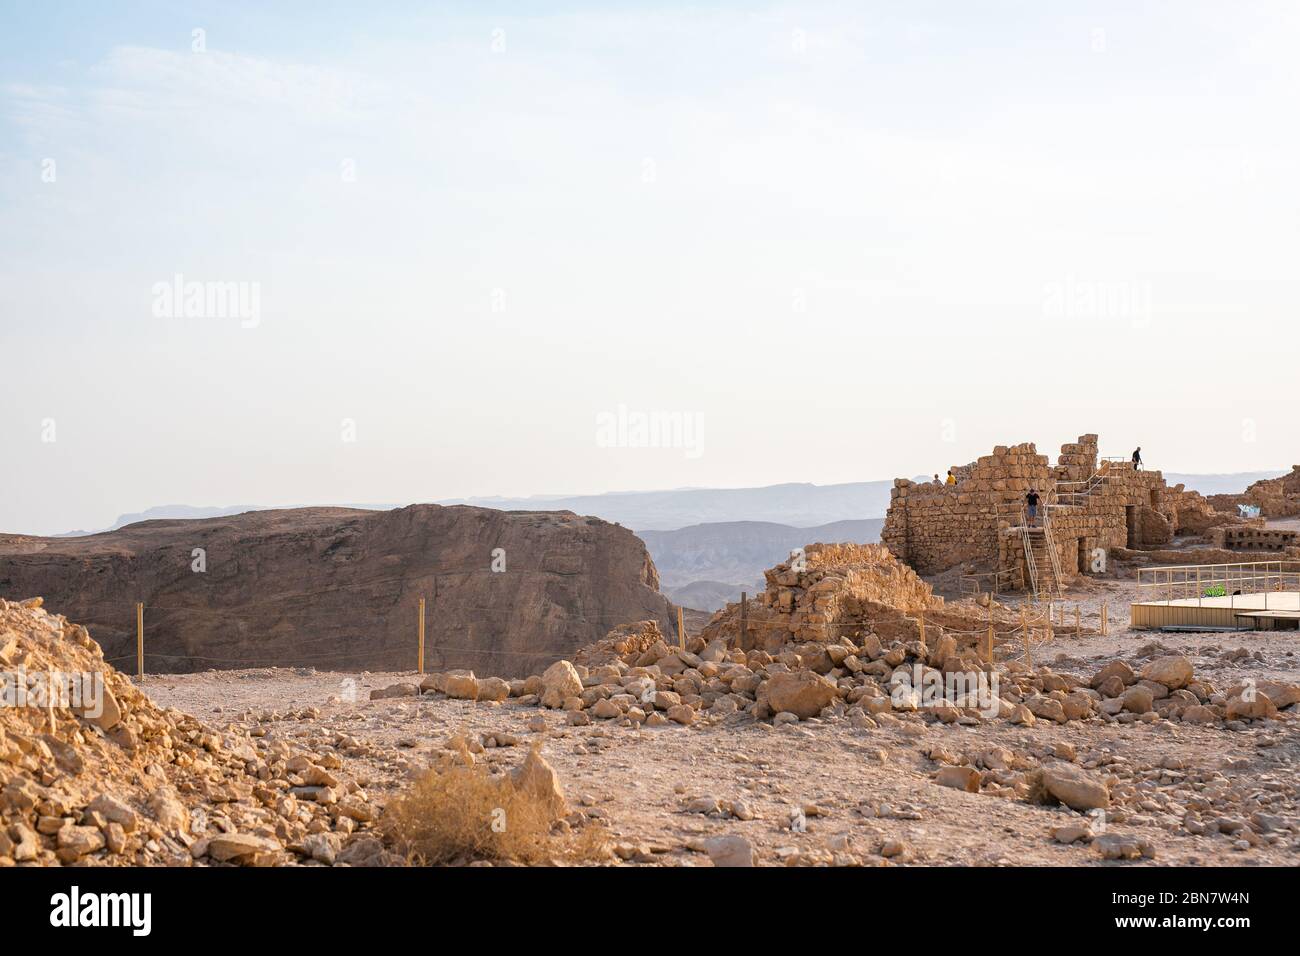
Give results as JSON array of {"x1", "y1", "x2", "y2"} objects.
[{"x1": 3, "y1": 1, "x2": 1299, "y2": 535}]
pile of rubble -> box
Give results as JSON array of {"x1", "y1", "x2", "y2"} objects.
[
  {"x1": 0, "y1": 597, "x2": 389, "y2": 867},
  {"x1": 408, "y1": 620, "x2": 1296, "y2": 732},
  {"x1": 406, "y1": 542, "x2": 1297, "y2": 733}
]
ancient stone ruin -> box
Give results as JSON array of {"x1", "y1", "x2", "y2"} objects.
[{"x1": 881, "y1": 434, "x2": 1241, "y2": 599}]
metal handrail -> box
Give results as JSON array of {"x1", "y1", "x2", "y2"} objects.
[
  {"x1": 1040, "y1": 511, "x2": 1066, "y2": 601},
  {"x1": 1055, "y1": 460, "x2": 1119, "y2": 506},
  {"x1": 1015, "y1": 506, "x2": 1041, "y2": 600},
  {"x1": 1136, "y1": 560, "x2": 1300, "y2": 609}
]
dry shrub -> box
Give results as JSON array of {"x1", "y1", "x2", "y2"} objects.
[
  {"x1": 383, "y1": 743, "x2": 606, "y2": 866},
  {"x1": 1022, "y1": 768, "x2": 1051, "y2": 805}
]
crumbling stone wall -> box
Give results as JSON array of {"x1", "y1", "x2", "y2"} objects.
[
  {"x1": 698, "y1": 542, "x2": 1018, "y2": 656},
  {"x1": 881, "y1": 443, "x2": 1053, "y2": 574}
]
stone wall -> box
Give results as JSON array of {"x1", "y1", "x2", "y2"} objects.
[
  {"x1": 881, "y1": 442, "x2": 1053, "y2": 574},
  {"x1": 1208, "y1": 526, "x2": 1300, "y2": 552}
]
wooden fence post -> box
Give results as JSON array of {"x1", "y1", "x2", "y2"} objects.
[
  {"x1": 739, "y1": 592, "x2": 748, "y2": 647},
  {"x1": 417, "y1": 596, "x2": 426, "y2": 674},
  {"x1": 986, "y1": 603, "x2": 994, "y2": 665},
  {"x1": 1101, "y1": 601, "x2": 1108, "y2": 636},
  {"x1": 677, "y1": 605, "x2": 685, "y2": 651},
  {"x1": 136, "y1": 601, "x2": 144, "y2": 681}
]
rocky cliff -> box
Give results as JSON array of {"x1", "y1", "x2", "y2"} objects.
[{"x1": 0, "y1": 505, "x2": 676, "y2": 677}]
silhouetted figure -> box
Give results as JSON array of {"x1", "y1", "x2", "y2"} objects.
[{"x1": 1132, "y1": 447, "x2": 1142, "y2": 471}]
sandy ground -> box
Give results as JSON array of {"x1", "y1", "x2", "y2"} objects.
[{"x1": 139, "y1": 569, "x2": 1299, "y2": 867}]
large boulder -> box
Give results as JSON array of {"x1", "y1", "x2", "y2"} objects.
[
  {"x1": 1139, "y1": 655, "x2": 1193, "y2": 690},
  {"x1": 1090, "y1": 660, "x2": 1135, "y2": 688},
  {"x1": 477, "y1": 676, "x2": 510, "y2": 702},
  {"x1": 1041, "y1": 765, "x2": 1110, "y2": 811},
  {"x1": 1229, "y1": 680, "x2": 1299, "y2": 709},
  {"x1": 509, "y1": 748, "x2": 567, "y2": 816},
  {"x1": 443, "y1": 671, "x2": 479, "y2": 700},
  {"x1": 1120, "y1": 685, "x2": 1154, "y2": 714},
  {"x1": 207, "y1": 833, "x2": 281, "y2": 864},
  {"x1": 705, "y1": 834, "x2": 755, "y2": 867},
  {"x1": 1226, "y1": 692, "x2": 1277, "y2": 721},
  {"x1": 763, "y1": 671, "x2": 840, "y2": 720},
  {"x1": 540, "y1": 660, "x2": 583, "y2": 709}
]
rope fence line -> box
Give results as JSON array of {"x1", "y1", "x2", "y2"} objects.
[
  {"x1": 43, "y1": 559, "x2": 1109, "y2": 677},
  {"x1": 63, "y1": 559, "x2": 687, "y2": 676},
  {"x1": 102, "y1": 643, "x2": 571, "y2": 668},
  {"x1": 56, "y1": 565, "x2": 576, "y2": 613}
]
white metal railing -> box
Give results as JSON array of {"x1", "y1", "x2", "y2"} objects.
[
  {"x1": 1040, "y1": 511, "x2": 1066, "y2": 600},
  {"x1": 1021, "y1": 520, "x2": 1041, "y2": 599},
  {"x1": 1136, "y1": 561, "x2": 1300, "y2": 609},
  {"x1": 1055, "y1": 459, "x2": 1121, "y2": 507}
]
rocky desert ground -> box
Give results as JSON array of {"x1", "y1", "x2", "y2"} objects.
[
  {"x1": 0, "y1": 535, "x2": 1294, "y2": 868},
  {"x1": 129, "y1": 559, "x2": 1297, "y2": 868}
]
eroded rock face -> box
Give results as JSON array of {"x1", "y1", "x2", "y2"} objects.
[{"x1": 0, "y1": 505, "x2": 675, "y2": 677}]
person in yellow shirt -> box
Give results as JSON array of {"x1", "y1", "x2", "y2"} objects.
[{"x1": 945, "y1": 469, "x2": 957, "y2": 486}]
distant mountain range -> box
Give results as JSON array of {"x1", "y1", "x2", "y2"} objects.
[
  {"x1": 643, "y1": 518, "x2": 885, "y2": 610},
  {"x1": 640, "y1": 518, "x2": 885, "y2": 588},
  {"x1": 63, "y1": 471, "x2": 1280, "y2": 539},
  {"x1": 1161, "y1": 473, "x2": 1285, "y2": 495},
  {"x1": 437, "y1": 482, "x2": 898, "y2": 531}
]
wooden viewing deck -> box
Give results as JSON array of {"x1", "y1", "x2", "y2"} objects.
[{"x1": 1131, "y1": 560, "x2": 1300, "y2": 630}]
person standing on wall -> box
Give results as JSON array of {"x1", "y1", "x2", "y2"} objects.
[{"x1": 1132, "y1": 446, "x2": 1143, "y2": 471}]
